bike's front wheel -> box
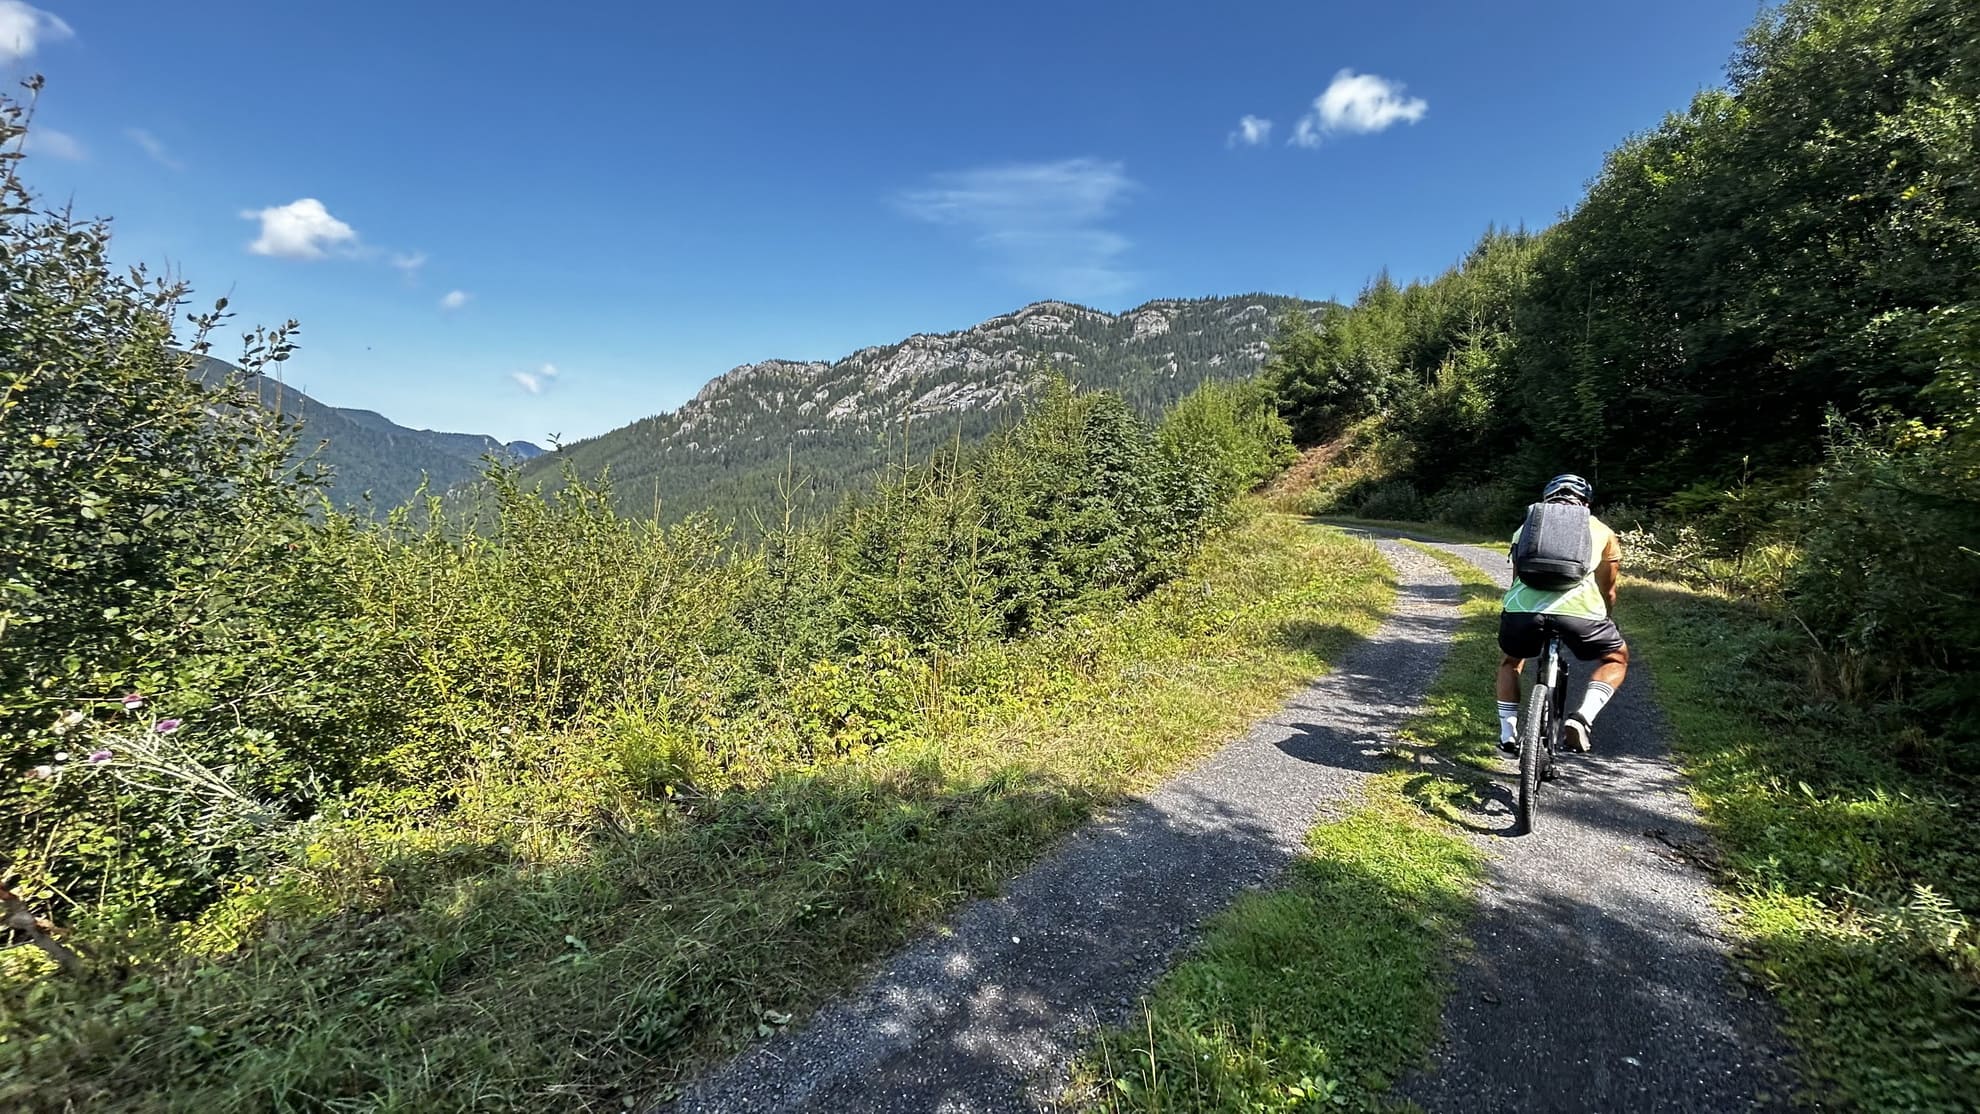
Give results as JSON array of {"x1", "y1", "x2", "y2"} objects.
[{"x1": 1516, "y1": 681, "x2": 1551, "y2": 835}]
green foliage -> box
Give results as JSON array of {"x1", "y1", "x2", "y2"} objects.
[
  {"x1": 830, "y1": 378, "x2": 1294, "y2": 647},
  {"x1": 1270, "y1": 0, "x2": 1980, "y2": 747},
  {"x1": 0, "y1": 93, "x2": 390, "y2": 919},
  {"x1": 2, "y1": 515, "x2": 1394, "y2": 1112},
  {"x1": 1788, "y1": 414, "x2": 1980, "y2": 743},
  {"x1": 1622, "y1": 582, "x2": 1980, "y2": 1111}
]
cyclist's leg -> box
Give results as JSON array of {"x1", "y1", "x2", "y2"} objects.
[
  {"x1": 1496, "y1": 611, "x2": 1545, "y2": 750},
  {"x1": 1556, "y1": 616, "x2": 1628, "y2": 745}
]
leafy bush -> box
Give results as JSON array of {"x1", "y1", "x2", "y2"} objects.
[
  {"x1": 1349, "y1": 479, "x2": 1425, "y2": 522},
  {"x1": 0, "y1": 93, "x2": 389, "y2": 919},
  {"x1": 1788, "y1": 416, "x2": 1980, "y2": 746},
  {"x1": 1424, "y1": 483, "x2": 1523, "y2": 533}
]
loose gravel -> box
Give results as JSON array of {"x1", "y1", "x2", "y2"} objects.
[{"x1": 1395, "y1": 539, "x2": 1794, "y2": 1113}]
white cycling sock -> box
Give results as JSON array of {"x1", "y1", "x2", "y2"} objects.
[
  {"x1": 1497, "y1": 700, "x2": 1519, "y2": 743},
  {"x1": 1576, "y1": 681, "x2": 1616, "y2": 725}
]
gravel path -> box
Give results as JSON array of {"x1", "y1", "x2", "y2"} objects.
[
  {"x1": 1395, "y1": 538, "x2": 1794, "y2": 1113},
  {"x1": 668, "y1": 539, "x2": 1461, "y2": 1113}
]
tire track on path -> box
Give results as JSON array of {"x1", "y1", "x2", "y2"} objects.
[
  {"x1": 1395, "y1": 538, "x2": 1794, "y2": 1113},
  {"x1": 668, "y1": 538, "x2": 1460, "y2": 1113}
]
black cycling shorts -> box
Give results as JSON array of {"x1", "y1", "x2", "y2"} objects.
[{"x1": 1498, "y1": 611, "x2": 1626, "y2": 661}]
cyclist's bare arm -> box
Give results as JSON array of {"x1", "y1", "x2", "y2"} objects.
[{"x1": 1595, "y1": 533, "x2": 1622, "y2": 615}]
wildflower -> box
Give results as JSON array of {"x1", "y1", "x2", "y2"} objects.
[
  {"x1": 155, "y1": 718, "x2": 182, "y2": 735},
  {"x1": 88, "y1": 749, "x2": 113, "y2": 765},
  {"x1": 28, "y1": 765, "x2": 53, "y2": 780},
  {"x1": 122, "y1": 693, "x2": 145, "y2": 711},
  {"x1": 52, "y1": 709, "x2": 84, "y2": 735},
  {"x1": 53, "y1": 750, "x2": 70, "y2": 763}
]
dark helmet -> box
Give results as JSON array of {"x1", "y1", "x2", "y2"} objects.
[{"x1": 1540, "y1": 473, "x2": 1594, "y2": 504}]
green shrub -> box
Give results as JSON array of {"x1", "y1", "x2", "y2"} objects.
[
  {"x1": 1425, "y1": 483, "x2": 1523, "y2": 533},
  {"x1": 1349, "y1": 479, "x2": 1425, "y2": 522},
  {"x1": 0, "y1": 94, "x2": 389, "y2": 919},
  {"x1": 1788, "y1": 416, "x2": 1980, "y2": 747}
]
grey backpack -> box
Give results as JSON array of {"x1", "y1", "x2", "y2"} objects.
[{"x1": 1511, "y1": 502, "x2": 1593, "y2": 591}]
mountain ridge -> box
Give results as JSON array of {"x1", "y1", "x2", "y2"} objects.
[
  {"x1": 187, "y1": 354, "x2": 543, "y2": 509},
  {"x1": 530, "y1": 293, "x2": 1322, "y2": 524}
]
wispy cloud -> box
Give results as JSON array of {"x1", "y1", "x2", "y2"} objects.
[
  {"x1": 22, "y1": 125, "x2": 84, "y2": 160},
  {"x1": 896, "y1": 158, "x2": 1139, "y2": 299},
  {"x1": 440, "y1": 289, "x2": 470, "y2": 310},
  {"x1": 1228, "y1": 115, "x2": 1273, "y2": 148},
  {"x1": 0, "y1": 1, "x2": 71, "y2": 62},
  {"x1": 390, "y1": 251, "x2": 428, "y2": 276},
  {"x1": 1291, "y1": 70, "x2": 1428, "y2": 148},
  {"x1": 242, "y1": 198, "x2": 359, "y2": 259},
  {"x1": 126, "y1": 128, "x2": 184, "y2": 170},
  {"x1": 511, "y1": 362, "x2": 559, "y2": 395}
]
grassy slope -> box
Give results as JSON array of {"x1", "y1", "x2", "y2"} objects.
[
  {"x1": 2, "y1": 509, "x2": 1393, "y2": 1113},
  {"x1": 1619, "y1": 582, "x2": 1980, "y2": 1112},
  {"x1": 1078, "y1": 540, "x2": 1502, "y2": 1111}
]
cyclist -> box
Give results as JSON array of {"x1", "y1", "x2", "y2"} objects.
[{"x1": 1496, "y1": 473, "x2": 1628, "y2": 754}]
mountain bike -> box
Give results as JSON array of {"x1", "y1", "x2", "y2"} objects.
[{"x1": 1514, "y1": 631, "x2": 1569, "y2": 835}]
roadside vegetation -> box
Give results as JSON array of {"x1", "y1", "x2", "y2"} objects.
[
  {"x1": 0, "y1": 86, "x2": 1389, "y2": 1109},
  {"x1": 1620, "y1": 586, "x2": 1979, "y2": 1111},
  {"x1": 1256, "y1": 1, "x2": 1978, "y2": 1102},
  {"x1": 1079, "y1": 542, "x2": 1501, "y2": 1111}
]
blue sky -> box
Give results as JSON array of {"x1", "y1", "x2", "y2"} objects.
[{"x1": 10, "y1": 0, "x2": 1764, "y2": 445}]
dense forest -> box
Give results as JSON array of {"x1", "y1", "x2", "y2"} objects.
[{"x1": 1265, "y1": 0, "x2": 1977, "y2": 743}]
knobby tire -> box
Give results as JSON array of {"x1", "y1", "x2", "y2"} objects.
[{"x1": 1517, "y1": 681, "x2": 1550, "y2": 835}]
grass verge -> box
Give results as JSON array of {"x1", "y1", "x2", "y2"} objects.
[
  {"x1": 1, "y1": 508, "x2": 1392, "y2": 1113},
  {"x1": 1620, "y1": 581, "x2": 1980, "y2": 1112},
  {"x1": 1076, "y1": 539, "x2": 1502, "y2": 1111}
]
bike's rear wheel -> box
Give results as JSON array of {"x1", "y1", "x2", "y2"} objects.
[{"x1": 1517, "y1": 681, "x2": 1551, "y2": 835}]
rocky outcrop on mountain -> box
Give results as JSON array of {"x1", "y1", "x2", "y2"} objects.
[{"x1": 529, "y1": 293, "x2": 1320, "y2": 524}]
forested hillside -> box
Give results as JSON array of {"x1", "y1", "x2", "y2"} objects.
[
  {"x1": 187, "y1": 355, "x2": 543, "y2": 509},
  {"x1": 1266, "y1": 0, "x2": 1976, "y2": 732},
  {"x1": 527, "y1": 295, "x2": 1322, "y2": 524},
  {"x1": 1263, "y1": 0, "x2": 1978, "y2": 1104}
]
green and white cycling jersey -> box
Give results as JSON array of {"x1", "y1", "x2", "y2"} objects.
[{"x1": 1502, "y1": 516, "x2": 1620, "y2": 621}]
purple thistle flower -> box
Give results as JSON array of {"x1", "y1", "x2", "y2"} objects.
[
  {"x1": 122, "y1": 693, "x2": 146, "y2": 711},
  {"x1": 88, "y1": 749, "x2": 113, "y2": 765},
  {"x1": 154, "y1": 718, "x2": 182, "y2": 735}
]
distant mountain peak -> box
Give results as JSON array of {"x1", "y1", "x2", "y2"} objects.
[{"x1": 529, "y1": 292, "x2": 1322, "y2": 525}]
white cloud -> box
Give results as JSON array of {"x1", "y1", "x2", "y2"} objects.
[
  {"x1": 511, "y1": 362, "x2": 559, "y2": 395},
  {"x1": 0, "y1": 2, "x2": 72, "y2": 62},
  {"x1": 440, "y1": 289, "x2": 470, "y2": 310},
  {"x1": 390, "y1": 251, "x2": 428, "y2": 275},
  {"x1": 1291, "y1": 70, "x2": 1428, "y2": 147},
  {"x1": 126, "y1": 128, "x2": 184, "y2": 170},
  {"x1": 896, "y1": 158, "x2": 1139, "y2": 299},
  {"x1": 22, "y1": 126, "x2": 84, "y2": 160},
  {"x1": 1228, "y1": 115, "x2": 1273, "y2": 148},
  {"x1": 242, "y1": 198, "x2": 359, "y2": 260}
]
